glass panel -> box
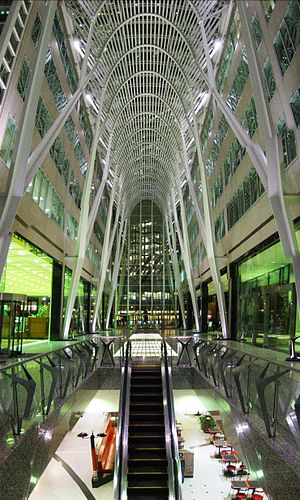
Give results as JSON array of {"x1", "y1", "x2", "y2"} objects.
[
  {"x1": 0, "y1": 114, "x2": 18, "y2": 168},
  {"x1": 35, "y1": 97, "x2": 53, "y2": 138},
  {"x1": 31, "y1": 14, "x2": 41, "y2": 47},
  {"x1": 44, "y1": 50, "x2": 67, "y2": 112},
  {"x1": 277, "y1": 117, "x2": 297, "y2": 168},
  {"x1": 261, "y1": 0, "x2": 275, "y2": 22},
  {"x1": 263, "y1": 58, "x2": 277, "y2": 101},
  {"x1": 252, "y1": 13, "x2": 262, "y2": 48},
  {"x1": 17, "y1": 58, "x2": 31, "y2": 101},
  {"x1": 290, "y1": 87, "x2": 300, "y2": 126},
  {"x1": 227, "y1": 168, "x2": 264, "y2": 230}
]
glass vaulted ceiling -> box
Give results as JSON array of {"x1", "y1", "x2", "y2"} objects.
[{"x1": 66, "y1": 0, "x2": 228, "y2": 216}]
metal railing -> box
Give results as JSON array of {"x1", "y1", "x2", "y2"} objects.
[
  {"x1": 193, "y1": 338, "x2": 300, "y2": 439},
  {"x1": 161, "y1": 340, "x2": 182, "y2": 500},
  {"x1": 113, "y1": 340, "x2": 131, "y2": 500},
  {"x1": 0, "y1": 336, "x2": 101, "y2": 443}
]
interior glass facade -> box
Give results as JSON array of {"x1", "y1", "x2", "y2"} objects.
[
  {"x1": 237, "y1": 230, "x2": 300, "y2": 351},
  {"x1": 119, "y1": 200, "x2": 175, "y2": 326}
]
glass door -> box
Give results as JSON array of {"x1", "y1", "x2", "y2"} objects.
[
  {"x1": 0, "y1": 296, "x2": 26, "y2": 356},
  {"x1": 0, "y1": 301, "x2": 13, "y2": 354}
]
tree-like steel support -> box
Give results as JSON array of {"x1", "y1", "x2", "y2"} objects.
[
  {"x1": 105, "y1": 217, "x2": 127, "y2": 328},
  {"x1": 0, "y1": 10, "x2": 98, "y2": 284},
  {"x1": 92, "y1": 181, "x2": 118, "y2": 332},
  {"x1": 172, "y1": 189, "x2": 200, "y2": 331},
  {"x1": 165, "y1": 214, "x2": 187, "y2": 329},
  {"x1": 0, "y1": 1, "x2": 57, "y2": 281},
  {"x1": 63, "y1": 89, "x2": 105, "y2": 338},
  {"x1": 180, "y1": 124, "x2": 228, "y2": 337}
]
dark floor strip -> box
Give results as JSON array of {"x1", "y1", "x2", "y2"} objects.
[{"x1": 54, "y1": 453, "x2": 96, "y2": 500}]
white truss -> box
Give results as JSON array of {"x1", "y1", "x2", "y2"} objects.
[{"x1": 65, "y1": 0, "x2": 227, "y2": 216}]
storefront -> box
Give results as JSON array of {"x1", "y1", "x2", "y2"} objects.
[
  {"x1": 0, "y1": 235, "x2": 53, "y2": 352},
  {"x1": 236, "y1": 233, "x2": 300, "y2": 352}
]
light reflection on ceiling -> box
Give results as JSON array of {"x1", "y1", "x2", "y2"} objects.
[{"x1": 0, "y1": 237, "x2": 52, "y2": 297}]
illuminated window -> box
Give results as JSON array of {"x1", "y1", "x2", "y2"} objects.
[
  {"x1": 31, "y1": 14, "x2": 41, "y2": 47},
  {"x1": 17, "y1": 58, "x2": 31, "y2": 101},
  {"x1": 290, "y1": 88, "x2": 300, "y2": 126},
  {"x1": 252, "y1": 14, "x2": 262, "y2": 48},
  {"x1": 277, "y1": 117, "x2": 297, "y2": 168},
  {"x1": 263, "y1": 58, "x2": 277, "y2": 101},
  {"x1": 0, "y1": 114, "x2": 18, "y2": 168},
  {"x1": 274, "y1": 1, "x2": 300, "y2": 75}
]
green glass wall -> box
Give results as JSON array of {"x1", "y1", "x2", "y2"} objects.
[{"x1": 236, "y1": 230, "x2": 300, "y2": 351}]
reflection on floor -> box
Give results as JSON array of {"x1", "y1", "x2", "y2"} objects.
[
  {"x1": 29, "y1": 390, "x2": 119, "y2": 500},
  {"x1": 114, "y1": 333, "x2": 177, "y2": 357},
  {"x1": 29, "y1": 376, "x2": 273, "y2": 499}
]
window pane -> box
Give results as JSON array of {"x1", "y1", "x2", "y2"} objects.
[
  {"x1": 0, "y1": 114, "x2": 18, "y2": 168},
  {"x1": 263, "y1": 58, "x2": 277, "y2": 101},
  {"x1": 252, "y1": 14, "x2": 262, "y2": 48},
  {"x1": 17, "y1": 58, "x2": 31, "y2": 100},
  {"x1": 31, "y1": 14, "x2": 41, "y2": 46},
  {"x1": 290, "y1": 88, "x2": 300, "y2": 126}
]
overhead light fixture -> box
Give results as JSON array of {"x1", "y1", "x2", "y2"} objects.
[
  {"x1": 210, "y1": 38, "x2": 223, "y2": 58},
  {"x1": 85, "y1": 93, "x2": 93, "y2": 106},
  {"x1": 73, "y1": 38, "x2": 81, "y2": 52}
]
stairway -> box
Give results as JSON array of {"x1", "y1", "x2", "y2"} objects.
[{"x1": 127, "y1": 364, "x2": 169, "y2": 499}]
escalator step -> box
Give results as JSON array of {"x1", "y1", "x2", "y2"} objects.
[
  {"x1": 130, "y1": 394, "x2": 163, "y2": 401},
  {"x1": 128, "y1": 447, "x2": 166, "y2": 459},
  {"x1": 127, "y1": 487, "x2": 168, "y2": 500},
  {"x1": 128, "y1": 426, "x2": 165, "y2": 437},
  {"x1": 128, "y1": 459, "x2": 168, "y2": 472},
  {"x1": 131, "y1": 378, "x2": 161, "y2": 385},
  {"x1": 130, "y1": 405, "x2": 163, "y2": 412},
  {"x1": 128, "y1": 439, "x2": 165, "y2": 448},
  {"x1": 130, "y1": 414, "x2": 164, "y2": 423},
  {"x1": 127, "y1": 472, "x2": 168, "y2": 487},
  {"x1": 131, "y1": 385, "x2": 162, "y2": 392}
]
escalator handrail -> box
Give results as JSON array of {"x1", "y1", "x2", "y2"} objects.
[
  {"x1": 113, "y1": 339, "x2": 131, "y2": 500},
  {"x1": 161, "y1": 340, "x2": 182, "y2": 500}
]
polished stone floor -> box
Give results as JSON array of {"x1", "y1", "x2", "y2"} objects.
[
  {"x1": 3, "y1": 330, "x2": 300, "y2": 499},
  {"x1": 28, "y1": 385, "x2": 272, "y2": 500}
]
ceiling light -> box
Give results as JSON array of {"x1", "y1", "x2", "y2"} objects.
[
  {"x1": 85, "y1": 93, "x2": 93, "y2": 106},
  {"x1": 211, "y1": 38, "x2": 223, "y2": 58}
]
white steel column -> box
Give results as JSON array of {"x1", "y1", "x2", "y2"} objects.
[
  {"x1": 63, "y1": 92, "x2": 104, "y2": 338},
  {"x1": 139, "y1": 201, "x2": 142, "y2": 322},
  {"x1": 87, "y1": 135, "x2": 113, "y2": 241},
  {"x1": 151, "y1": 200, "x2": 154, "y2": 319},
  {"x1": 105, "y1": 217, "x2": 127, "y2": 328},
  {"x1": 238, "y1": 2, "x2": 300, "y2": 321},
  {"x1": 92, "y1": 181, "x2": 117, "y2": 332},
  {"x1": 186, "y1": 105, "x2": 228, "y2": 337},
  {"x1": 127, "y1": 220, "x2": 130, "y2": 324},
  {"x1": 116, "y1": 255, "x2": 127, "y2": 325},
  {"x1": 172, "y1": 191, "x2": 200, "y2": 331},
  {"x1": 0, "y1": 1, "x2": 57, "y2": 282},
  {"x1": 162, "y1": 221, "x2": 166, "y2": 326},
  {"x1": 165, "y1": 214, "x2": 187, "y2": 329}
]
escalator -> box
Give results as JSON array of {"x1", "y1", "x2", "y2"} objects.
[
  {"x1": 114, "y1": 340, "x2": 182, "y2": 500},
  {"x1": 127, "y1": 364, "x2": 168, "y2": 499}
]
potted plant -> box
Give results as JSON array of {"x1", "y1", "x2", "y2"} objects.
[{"x1": 198, "y1": 413, "x2": 216, "y2": 433}]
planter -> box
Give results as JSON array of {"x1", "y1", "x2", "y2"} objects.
[{"x1": 199, "y1": 414, "x2": 216, "y2": 433}]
